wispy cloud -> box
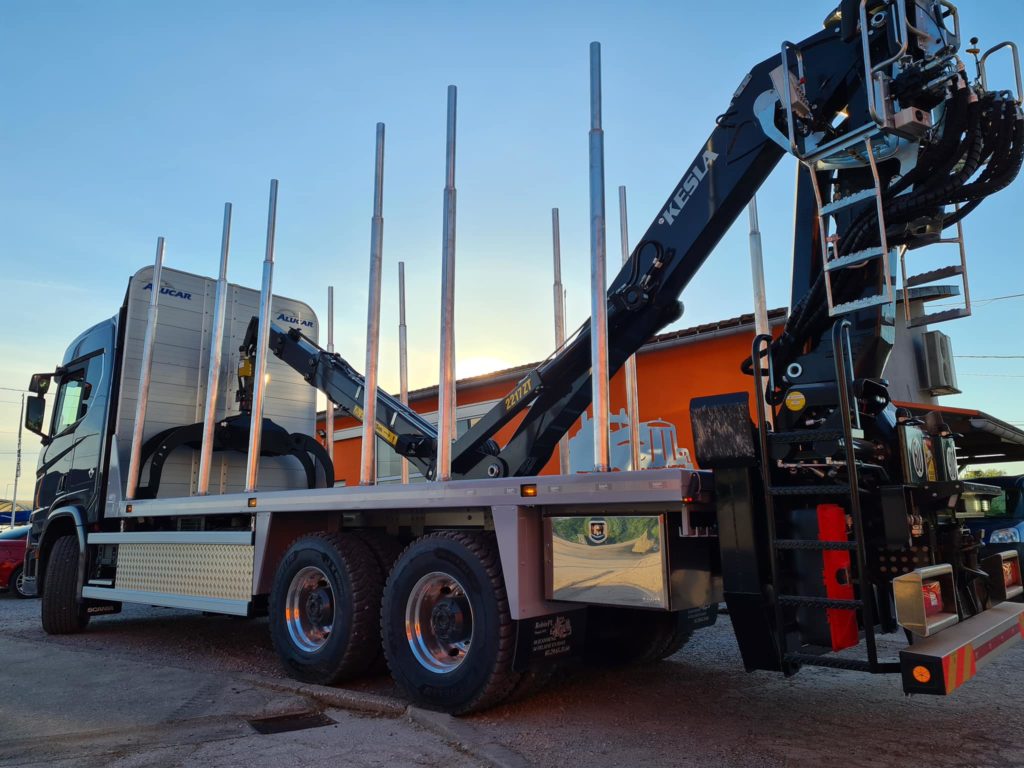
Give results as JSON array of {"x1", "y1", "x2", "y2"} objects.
[{"x1": 4, "y1": 278, "x2": 89, "y2": 293}]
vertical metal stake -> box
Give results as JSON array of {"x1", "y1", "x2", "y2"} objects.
[
  {"x1": 618, "y1": 186, "x2": 641, "y2": 471},
  {"x1": 245, "y1": 179, "x2": 279, "y2": 493},
  {"x1": 748, "y1": 196, "x2": 773, "y2": 429},
  {"x1": 360, "y1": 123, "x2": 386, "y2": 486},
  {"x1": 551, "y1": 208, "x2": 570, "y2": 475},
  {"x1": 197, "y1": 203, "x2": 232, "y2": 495},
  {"x1": 325, "y1": 285, "x2": 335, "y2": 484},
  {"x1": 126, "y1": 236, "x2": 166, "y2": 500},
  {"x1": 588, "y1": 43, "x2": 611, "y2": 473},
  {"x1": 437, "y1": 85, "x2": 458, "y2": 482},
  {"x1": 398, "y1": 261, "x2": 410, "y2": 484}
]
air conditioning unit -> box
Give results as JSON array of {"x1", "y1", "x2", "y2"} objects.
[{"x1": 920, "y1": 330, "x2": 960, "y2": 396}]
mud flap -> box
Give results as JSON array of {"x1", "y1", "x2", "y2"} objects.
[
  {"x1": 512, "y1": 608, "x2": 587, "y2": 672},
  {"x1": 681, "y1": 604, "x2": 719, "y2": 632}
]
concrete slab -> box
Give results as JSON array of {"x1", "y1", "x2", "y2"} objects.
[
  {"x1": 0, "y1": 635, "x2": 308, "y2": 747},
  {"x1": 0, "y1": 630, "x2": 485, "y2": 768}
]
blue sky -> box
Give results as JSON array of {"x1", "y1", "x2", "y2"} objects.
[{"x1": 2, "y1": 1, "x2": 1023, "y2": 489}]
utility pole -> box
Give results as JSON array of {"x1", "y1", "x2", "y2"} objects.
[{"x1": 9, "y1": 393, "x2": 24, "y2": 527}]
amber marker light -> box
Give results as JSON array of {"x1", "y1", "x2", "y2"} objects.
[
  {"x1": 912, "y1": 666, "x2": 931, "y2": 684},
  {"x1": 520, "y1": 484, "x2": 538, "y2": 498}
]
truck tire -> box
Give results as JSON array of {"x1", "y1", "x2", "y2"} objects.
[
  {"x1": 585, "y1": 607, "x2": 692, "y2": 666},
  {"x1": 381, "y1": 531, "x2": 520, "y2": 715},
  {"x1": 352, "y1": 530, "x2": 404, "y2": 673},
  {"x1": 9, "y1": 565, "x2": 31, "y2": 599},
  {"x1": 41, "y1": 535, "x2": 89, "y2": 634},
  {"x1": 269, "y1": 532, "x2": 383, "y2": 685},
  {"x1": 352, "y1": 529, "x2": 403, "y2": 579}
]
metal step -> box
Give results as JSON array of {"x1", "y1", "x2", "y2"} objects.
[
  {"x1": 769, "y1": 484, "x2": 851, "y2": 496},
  {"x1": 784, "y1": 653, "x2": 901, "y2": 673},
  {"x1": 829, "y1": 293, "x2": 893, "y2": 316},
  {"x1": 819, "y1": 188, "x2": 878, "y2": 216},
  {"x1": 907, "y1": 306, "x2": 970, "y2": 328},
  {"x1": 774, "y1": 539, "x2": 857, "y2": 551},
  {"x1": 777, "y1": 595, "x2": 863, "y2": 609},
  {"x1": 768, "y1": 429, "x2": 844, "y2": 444},
  {"x1": 904, "y1": 264, "x2": 964, "y2": 287},
  {"x1": 824, "y1": 247, "x2": 885, "y2": 272}
]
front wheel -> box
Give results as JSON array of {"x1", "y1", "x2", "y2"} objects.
[
  {"x1": 382, "y1": 531, "x2": 520, "y2": 715},
  {"x1": 41, "y1": 535, "x2": 89, "y2": 633}
]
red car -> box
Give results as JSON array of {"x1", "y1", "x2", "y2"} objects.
[{"x1": 1, "y1": 526, "x2": 30, "y2": 599}]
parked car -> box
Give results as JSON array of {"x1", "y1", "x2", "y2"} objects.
[
  {"x1": 964, "y1": 476, "x2": 1024, "y2": 561},
  {"x1": 0, "y1": 525, "x2": 31, "y2": 598}
]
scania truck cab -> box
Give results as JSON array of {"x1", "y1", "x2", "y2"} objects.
[{"x1": 24, "y1": 319, "x2": 118, "y2": 594}]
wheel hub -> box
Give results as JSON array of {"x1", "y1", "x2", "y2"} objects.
[
  {"x1": 405, "y1": 571, "x2": 475, "y2": 674},
  {"x1": 430, "y1": 596, "x2": 470, "y2": 644},
  {"x1": 305, "y1": 588, "x2": 333, "y2": 624},
  {"x1": 285, "y1": 566, "x2": 335, "y2": 653}
]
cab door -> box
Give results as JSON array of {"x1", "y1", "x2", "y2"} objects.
[
  {"x1": 35, "y1": 366, "x2": 89, "y2": 511},
  {"x1": 34, "y1": 328, "x2": 111, "y2": 518},
  {"x1": 62, "y1": 351, "x2": 108, "y2": 505}
]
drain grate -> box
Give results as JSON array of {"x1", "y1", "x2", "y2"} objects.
[{"x1": 248, "y1": 711, "x2": 336, "y2": 735}]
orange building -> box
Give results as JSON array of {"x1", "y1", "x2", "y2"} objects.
[
  {"x1": 318, "y1": 305, "x2": 1024, "y2": 483},
  {"x1": 318, "y1": 309, "x2": 787, "y2": 484}
]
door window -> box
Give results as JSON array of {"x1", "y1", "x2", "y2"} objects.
[{"x1": 52, "y1": 374, "x2": 86, "y2": 435}]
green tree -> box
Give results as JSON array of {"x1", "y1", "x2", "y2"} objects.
[{"x1": 963, "y1": 469, "x2": 1005, "y2": 479}]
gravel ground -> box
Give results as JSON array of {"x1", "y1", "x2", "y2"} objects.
[{"x1": 3, "y1": 593, "x2": 1023, "y2": 768}]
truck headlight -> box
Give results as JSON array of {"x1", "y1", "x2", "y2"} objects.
[{"x1": 989, "y1": 528, "x2": 1021, "y2": 544}]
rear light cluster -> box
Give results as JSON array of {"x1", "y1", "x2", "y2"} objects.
[
  {"x1": 894, "y1": 564, "x2": 959, "y2": 636},
  {"x1": 983, "y1": 551, "x2": 1024, "y2": 602},
  {"x1": 1003, "y1": 559, "x2": 1022, "y2": 591},
  {"x1": 921, "y1": 580, "x2": 944, "y2": 617},
  {"x1": 897, "y1": 553, "x2": 1024, "y2": 637}
]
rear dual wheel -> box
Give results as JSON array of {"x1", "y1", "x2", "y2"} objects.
[
  {"x1": 269, "y1": 532, "x2": 383, "y2": 684},
  {"x1": 270, "y1": 529, "x2": 528, "y2": 714},
  {"x1": 585, "y1": 606, "x2": 693, "y2": 665},
  {"x1": 382, "y1": 531, "x2": 521, "y2": 714}
]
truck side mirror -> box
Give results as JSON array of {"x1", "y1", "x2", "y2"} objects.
[
  {"x1": 29, "y1": 373, "x2": 52, "y2": 395},
  {"x1": 25, "y1": 395, "x2": 48, "y2": 440}
]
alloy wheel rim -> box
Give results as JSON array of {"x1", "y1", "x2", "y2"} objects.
[
  {"x1": 405, "y1": 571, "x2": 474, "y2": 674},
  {"x1": 285, "y1": 566, "x2": 335, "y2": 653}
]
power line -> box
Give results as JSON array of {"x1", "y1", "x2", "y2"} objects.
[
  {"x1": 955, "y1": 355, "x2": 1024, "y2": 359},
  {"x1": 973, "y1": 292, "x2": 1024, "y2": 305},
  {"x1": 931, "y1": 292, "x2": 1024, "y2": 309},
  {"x1": 958, "y1": 372, "x2": 1024, "y2": 378}
]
